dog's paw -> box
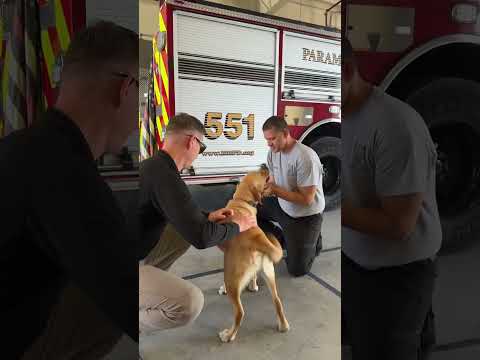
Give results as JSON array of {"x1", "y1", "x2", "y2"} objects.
[
  {"x1": 247, "y1": 282, "x2": 259, "y2": 292},
  {"x1": 219, "y1": 329, "x2": 235, "y2": 342},
  {"x1": 277, "y1": 321, "x2": 290, "y2": 333},
  {"x1": 218, "y1": 284, "x2": 227, "y2": 295}
]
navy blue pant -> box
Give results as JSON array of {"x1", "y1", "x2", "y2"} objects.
[
  {"x1": 342, "y1": 252, "x2": 437, "y2": 360},
  {"x1": 257, "y1": 197, "x2": 323, "y2": 277}
]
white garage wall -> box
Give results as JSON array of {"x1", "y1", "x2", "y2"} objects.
[{"x1": 86, "y1": 0, "x2": 139, "y2": 31}]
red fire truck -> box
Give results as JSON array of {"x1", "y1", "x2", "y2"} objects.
[
  {"x1": 144, "y1": 0, "x2": 342, "y2": 210},
  {"x1": 1, "y1": 0, "x2": 341, "y2": 210},
  {"x1": 345, "y1": 0, "x2": 480, "y2": 250}
]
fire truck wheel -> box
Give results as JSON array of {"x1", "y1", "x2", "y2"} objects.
[
  {"x1": 406, "y1": 77, "x2": 480, "y2": 253},
  {"x1": 309, "y1": 136, "x2": 341, "y2": 211}
]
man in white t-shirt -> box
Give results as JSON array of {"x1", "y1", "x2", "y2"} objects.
[
  {"x1": 258, "y1": 116, "x2": 325, "y2": 277},
  {"x1": 342, "y1": 38, "x2": 441, "y2": 360}
]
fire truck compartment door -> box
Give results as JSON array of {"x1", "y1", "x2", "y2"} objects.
[
  {"x1": 173, "y1": 11, "x2": 278, "y2": 175},
  {"x1": 282, "y1": 31, "x2": 341, "y2": 103}
]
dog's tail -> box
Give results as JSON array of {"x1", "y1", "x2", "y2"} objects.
[{"x1": 258, "y1": 232, "x2": 283, "y2": 264}]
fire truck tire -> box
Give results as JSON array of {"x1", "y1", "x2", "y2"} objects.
[
  {"x1": 309, "y1": 136, "x2": 341, "y2": 212},
  {"x1": 406, "y1": 77, "x2": 480, "y2": 253}
]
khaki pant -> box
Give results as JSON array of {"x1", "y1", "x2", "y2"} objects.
[
  {"x1": 139, "y1": 224, "x2": 204, "y2": 334},
  {"x1": 21, "y1": 283, "x2": 122, "y2": 360},
  {"x1": 143, "y1": 224, "x2": 191, "y2": 271},
  {"x1": 21, "y1": 224, "x2": 194, "y2": 358}
]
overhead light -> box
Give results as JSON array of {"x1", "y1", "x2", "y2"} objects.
[{"x1": 452, "y1": 3, "x2": 478, "y2": 24}]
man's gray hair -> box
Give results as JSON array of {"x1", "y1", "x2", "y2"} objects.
[{"x1": 166, "y1": 113, "x2": 205, "y2": 136}]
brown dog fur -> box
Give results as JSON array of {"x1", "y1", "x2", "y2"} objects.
[{"x1": 216, "y1": 168, "x2": 290, "y2": 342}]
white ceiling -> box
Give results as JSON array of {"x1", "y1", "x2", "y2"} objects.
[{"x1": 139, "y1": 0, "x2": 341, "y2": 37}]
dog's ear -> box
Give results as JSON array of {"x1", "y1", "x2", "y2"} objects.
[{"x1": 259, "y1": 163, "x2": 269, "y2": 177}]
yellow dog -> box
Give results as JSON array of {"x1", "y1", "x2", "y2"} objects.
[{"x1": 216, "y1": 167, "x2": 290, "y2": 342}]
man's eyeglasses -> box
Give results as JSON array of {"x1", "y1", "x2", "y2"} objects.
[
  {"x1": 185, "y1": 134, "x2": 207, "y2": 154},
  {"x1": 111, "y1": 72, "x2": 139, "y2": 88}
]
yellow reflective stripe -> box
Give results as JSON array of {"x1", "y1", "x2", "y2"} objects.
[
  {"x1": 152, "y1": 35, "x2": 157, "y2": 59},
  {"x1": 162, "y1": 99, "x2": 169, "y2": 127},
  {"x1": 159, "y1": 12, "x2": 167, "y2": 33},
  {"x1": 151, "y1": 37, "x2": 161, "y2": 106},
  {"x1": 54, "y1": 0, "x2": 70, "y2": 52},
  {"x1": 153, "y1": 72, "x2": 161, "y2": 106},
  {"x1": 139, "y1": 123, "x2": 144, "y2": 142},
  {"x1": 154, "y1": 49, "x2": 160, "y2": 74},
  {"x1": 156, "y1": 115, "x2": 163, "y2": 141},
  {"x1": 158, "y1": 12, "x2": 169, "y2": 100},
  {"x1": 40, "y1": 30, "x2": 55, "y2": 87},
  {"x1": 159, "y1": 56, "x2": 169, "y2": 100}
]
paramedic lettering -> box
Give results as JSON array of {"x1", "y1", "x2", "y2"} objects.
[{"x1": 302, "y1": 48, "x2": 341, "y2": 66}]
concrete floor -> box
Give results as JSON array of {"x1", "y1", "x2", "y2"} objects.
[
  {"x1": 428, "y1": 236, "x2": 480, "y2": 359},
  {"x1": 139, "y1": 209, "x2": 341, "y2": 360},
  {"x1": 110, "y1": 185, "x2": 480, "y2": 359}
]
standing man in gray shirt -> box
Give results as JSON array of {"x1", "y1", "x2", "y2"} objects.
[
  {"x1": 258, "y1": 116, "x2": 325, "y2": 277},
  {"x1": 341, "y1": 38, "x2": 441, "y2": 359}
]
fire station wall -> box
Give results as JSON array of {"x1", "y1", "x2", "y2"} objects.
[{"x1": 86, "y1": 0, "x2": 139, "y2": 31}]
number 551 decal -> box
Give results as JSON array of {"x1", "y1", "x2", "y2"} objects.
[{"x1": 204, "y1": 112, "x2": 254, "y2": 141}]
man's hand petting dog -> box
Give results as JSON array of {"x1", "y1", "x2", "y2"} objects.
[
  {"x1": 263, "y1": 176, "x2": 277, "y2": 197},
  {"x1": 208, "y1": 208, "x2": 234, "y2": 222},
  {"x1": 209, "y1": 208, "x2": 257, "y2": 252},
  {"x1": 209, "y1": 208, "x2": 257, "y2": 232}
]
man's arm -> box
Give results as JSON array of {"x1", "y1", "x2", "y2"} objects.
[
  {"x1": 269, "y1": 183, "x2": 316, "y2": 206},
  {"x1": 343, "y1": 115, "x2": 431, "y2": 241},
  {"x1": 148, "y1": 162, "x2": 242, "y2": 249},
  {"x1": 342, "y1": 193, "x2": 423, "y2": 241},
  {"x1": 267, "y1": 149, "x2": 320, "y2": 206}
]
